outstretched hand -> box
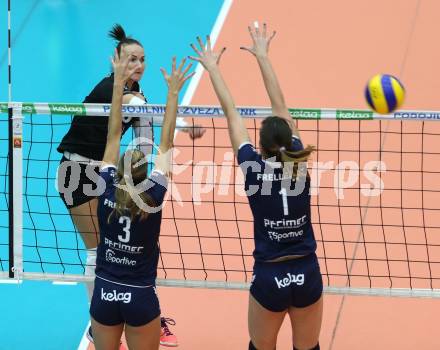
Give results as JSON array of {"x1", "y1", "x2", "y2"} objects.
[
  {"x1": 188, "y1": 35, "x2": 226, "y2": 72},
  {"x1": 111, "y1": 48, "x2": 138, "y2": 84},
  {"x1": 160, "y1": 57, "x2": 194, "y2": 94},
  {"x1": 240, "y1": 21, "x2": 276, "y2": 57}
]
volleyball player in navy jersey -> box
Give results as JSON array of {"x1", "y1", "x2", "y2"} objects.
[
  {"x1": 189, "y1": 23, "x2": 323, "y2": 350},
  {"x1": 89, "y1": 48, "x2": 193, "y2": 349},
  {"x1": 57, "y1": 24, "x2": 203, "y2": 345}
]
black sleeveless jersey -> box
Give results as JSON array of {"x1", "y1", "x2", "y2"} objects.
[{"x1": 57, "y1": 74, "x2": 145, "y2": 160}]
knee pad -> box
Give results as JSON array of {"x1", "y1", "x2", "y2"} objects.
[
  {"x1": 85, "y1": 248, "x2": 97, "y2": 302},
  {"x1": 85, "y1": 248, "x2": 97, "y2": 276}
]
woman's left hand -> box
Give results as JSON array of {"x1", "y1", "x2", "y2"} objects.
[{"x1": 111, "y1": 47, "x2": 138, "y2": 85}]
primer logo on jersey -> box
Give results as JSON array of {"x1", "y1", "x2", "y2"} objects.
[
  {"x1": 104, "y1": 237, "x2": 143, "y2": 253},
  {"x1": 274, "y1": 273, "x2": 305, "y2": 288},
  {"x1": 101, "y1": 288, "x2": 132, "y2": 304},
  {"x1": 264, "y1": 216, "x2": 307, "y2": 229},
  {"x1": 105, "y1": 249, "x2": 136, "y2": 266}
]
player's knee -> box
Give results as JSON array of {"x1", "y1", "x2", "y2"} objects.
[
  {"x1": 294, "y1": 343, "x2": 319, "y2": 350},
  {"x1": 248, "y1": 341, "x2": 276, "y2": 350}
]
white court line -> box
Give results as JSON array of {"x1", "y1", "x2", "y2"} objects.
[
  {"x1": 77, "y1": 321, "x2": 91, "y2": 350},
  {"x1": 52, "y1": 281, "x2": 78, "y2": 286},
  {"x1": 181, "y1": 0, "x2": 234, "y2": 106},
  {"x1": 0, "y1": 279, "x2": 22, "y2": 284},
  {"x1": 76, "y1": 2, "x2": 233, "y2": 349}
]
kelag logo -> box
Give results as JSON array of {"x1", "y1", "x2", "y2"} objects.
[
  {"x1": 49, "y1": 103, "x2": 86, "y2": 115},
  {"x1": 0, "y1": 103, "x2": 7, "y2": 113},
  {"x1": 22, "y1": 103, "x2": 36, "y2": 114},
  {"x1": 336, "y1": 110, "x2": 373, "y2": 119},
  {"x1": 289, "y1": 109, "x2": 321, "y2": 119},
  {"x1": 0, "y1": 103, "x2": 35, "y2": 114},
  {"x1": 394, "y1": 112, "x2": 440, "y2": 120}
]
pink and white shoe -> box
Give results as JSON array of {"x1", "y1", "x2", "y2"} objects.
[{"x1": 160, "y1": 317, "x2": 178, "y2": 347}]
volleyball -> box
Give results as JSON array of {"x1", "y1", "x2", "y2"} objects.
[{"x1": 365, "y1": 74, "x2": 405, "y2": 114}]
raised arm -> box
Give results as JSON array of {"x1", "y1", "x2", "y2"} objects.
[
  {"x1": 102, "y1": 49, "x2": 137, "y2": 167},
  {"x1": 241, "y1": 22, "x2": 300, "y2": 138},
  {"x1": 154, "y1": 57, "x2": 194, "y2": 174},
  {"x1": 189, "y1": 36, "x2": 250, "y2": 154}
]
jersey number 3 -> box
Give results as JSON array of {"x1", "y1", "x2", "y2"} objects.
[{"x1": 118, "y1": 216, "x2": 131, "y2": 243}]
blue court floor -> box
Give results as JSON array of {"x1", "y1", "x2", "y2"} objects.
[{"x1": 0, "y1": 1, "x2": 224, "y2": 349}]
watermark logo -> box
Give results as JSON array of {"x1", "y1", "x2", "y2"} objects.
[{"x1": 56, "y1": 136, "x2": 387, "y2": 211}]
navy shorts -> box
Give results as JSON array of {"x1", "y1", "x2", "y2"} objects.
[
  {"x1": 90, "y1": 277, "x2": 160, "y2": 327},
  {"x1": 250, "y1": 253, "x2": 323, "y2": 312},
  {"x1": 57, "y1": 156, "x2": 100, "y2": 209}
]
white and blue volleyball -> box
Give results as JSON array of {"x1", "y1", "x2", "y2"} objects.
[{"x1": 365, "y1": 74, "x2": 405, "y2": 114}]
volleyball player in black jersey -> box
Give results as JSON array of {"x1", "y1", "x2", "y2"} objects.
[
  {"x1": 57, "y1": 24, "x2": 203, "y2": 346},
  {"x1": 190, "y1": 23, "x2": 323, "y2": 350},
  {"x1": 89, "y1": 47, "x2": 193, "y2": 349}
]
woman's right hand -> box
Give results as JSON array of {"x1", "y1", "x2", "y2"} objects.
[
  {"x1": 160, "y1": 57, "x2": 194, "y2": 95},
  {"x1": 189, "y1": 35, "x2": 226, "y2": 72},
  {"x1": 240, "y1": 22, "x2": 276, "y2": 58},
  {"x1": 111, "y1": 48, "x2": 137, "y2": 85}
]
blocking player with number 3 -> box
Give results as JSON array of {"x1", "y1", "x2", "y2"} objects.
[
  {"x1": 189, "y1": 22, "x2": 323, "y2": 350},
  {"x1": 89, "y1": 48, "x2": 194, "y2": 350}
]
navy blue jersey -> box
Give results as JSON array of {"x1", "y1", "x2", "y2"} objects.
[
  {"x1": 237, "y1": 136, "x2": 317, "y2": 261},
  {"x1": 95, "y1": 165, "x2": 167, "y2": 286}
]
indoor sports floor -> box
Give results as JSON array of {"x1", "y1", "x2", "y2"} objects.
[{"x1": 1, "y1": 1, "x2": 440, "y2": 349}]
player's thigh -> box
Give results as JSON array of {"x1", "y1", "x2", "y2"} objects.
[
  {"x1": 248, "y1": 293, "x2": 286, "y2": 350},
  {"x1": 69, "y1": 199, "x2": 100, "y2": 248},
  {"x1": 91, "y1": 317, "x2": 124, "y2": 350},
  {"x1": 249, "y1": 260, "x2": 291, "y2": 349},
  {"x1": 123, "y1": 286, "x2": 161, "y2": 350},
  {"x1": 57, "y1": 158, "x2": 100, "y2": 248},
  {"x1": 125, "y1": 315, "x2": 161, "y2": 350},
  {"x1": 288, "y1": 253, "x2": 323, "y2": 349},
  {"x1": 288, "y1": 295, "x2": 323, "y2": 350}
]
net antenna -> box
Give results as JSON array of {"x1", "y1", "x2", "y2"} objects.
[{"x1": 8, "y1": 0, "x2": 11, "y2": 102}]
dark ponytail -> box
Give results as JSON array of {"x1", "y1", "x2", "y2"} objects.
[
  {"x1": 108, "y1": 23, "x2": 143, "y2": 55},
  {"x1": 260, "y1": 116, "x2": 315, "y2": 179},
  {"x1": 108, "y1": 24, "x2": 127, "y2": 42}
]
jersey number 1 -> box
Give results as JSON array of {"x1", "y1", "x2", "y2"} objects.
[
  {"x1": 118, "y1": 216, "x2": 131, "y2": 243},
  {"x1": 279, "y1": 188, "x2": 289, "y2": 216}
]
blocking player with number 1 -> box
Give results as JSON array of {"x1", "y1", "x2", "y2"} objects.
[{"x1": 190, "y1": 22, "x2": 323, "y2": 350}]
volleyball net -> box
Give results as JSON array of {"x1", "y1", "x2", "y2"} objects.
[{"x1": 2, "y1": 102, "x2": 440, "y2": 297}]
